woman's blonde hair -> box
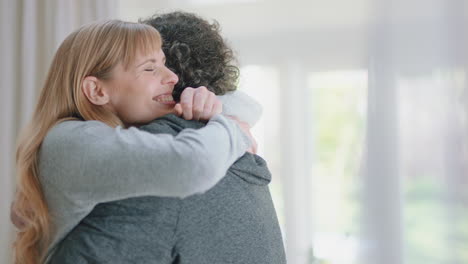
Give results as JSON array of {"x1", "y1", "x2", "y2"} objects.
[{"x1": 13, "y1": 20, "x2": 162, "y2": 264}]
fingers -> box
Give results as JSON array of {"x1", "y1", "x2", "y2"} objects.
[
  {"x1": 199, "y1": 92, "x2": 216, "y2": 120},
  {"x1": 225, "y1": 115, "x2": 257, "y2": 154},
  {"x1": 243, "y1": 126, "x2": 257, "y2": 154},
  {"x1": 211, "y1": 95, "x2": 223, "y2": 116},
  {"x1": 178, "y1": 86, "x2": 221, "y2": 121},
  {"x1": 180, "y1": 88, "x2": 195, "y2": 120},
  {"x1": 173, "y1": 103, "x2": 183, "y2": 116},
  {"x1": 192, "y1": 88, "x2": 207, "y2": 121}
]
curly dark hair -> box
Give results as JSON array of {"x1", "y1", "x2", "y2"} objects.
[{"x1": 140, "y1": 11, "x2": 240, "y2": 101}]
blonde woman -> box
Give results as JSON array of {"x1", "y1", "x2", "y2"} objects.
[{"x1": 13, "y1": 20, "x2": 254, "y2": 264}]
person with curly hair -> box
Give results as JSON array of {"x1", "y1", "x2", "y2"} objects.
[
  {"x1": 43, "y1": 12, "x2": 286, "y2": 264},
  {"x1": 150, "y1": 12, "x2": 238, "y2": 98},
  {"x1": 150, "y1": 11, "x2": 262, "y2": 126}
]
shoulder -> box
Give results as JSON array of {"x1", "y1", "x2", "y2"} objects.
[
  {"x1": 41, "y1": 119, "x2": 174, "y2": 157},
  {"x1": 48, "y1": 120, "x2": 113, "y2": 137},
  {"x1": 42, "y1": 120, "x2": 130, "y2": 156},
  {"x1": 44, "y1": 120, "x2": 108, "y2": 147},
  {"x1": 140, "y1": 114, "x2": 204, "y2": 134},
  {"x1": 217, "y1": 90, "x2": 263, "y2": 127}
]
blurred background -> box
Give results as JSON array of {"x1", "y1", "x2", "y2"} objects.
[{"x1": 1, "y1": 0, "x2": 468, "y2": 263}]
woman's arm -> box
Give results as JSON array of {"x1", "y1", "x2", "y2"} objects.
[{"x1": 39, "y1": 114, "x2": 250, "y2": 206}]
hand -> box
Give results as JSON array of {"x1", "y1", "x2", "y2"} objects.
[
  {"x1": 226, "y1": 115, "x2": 258, "y2": 154},
  {"x1": 173, "y1": 86, "x2": 222, "y2": 121}
]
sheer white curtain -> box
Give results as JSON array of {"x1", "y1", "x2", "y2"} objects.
[
  {"x1": 0, "y1": 0, "x2": 117, "y2": 263},
  {"x1": 362, "y1": 0, "x2": 468, "y2": 263}
]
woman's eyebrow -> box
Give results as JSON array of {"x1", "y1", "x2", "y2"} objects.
[{"x1": 136, "y1": 58, "x2": 156, "y2": 67}]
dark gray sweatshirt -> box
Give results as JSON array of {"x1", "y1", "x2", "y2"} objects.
[
  {"x1": 40, "y1": 113, "x2": 251, "y2": 262},
  {"x1": 47, "y1": 114, "x2": 286, "y2": 264}
]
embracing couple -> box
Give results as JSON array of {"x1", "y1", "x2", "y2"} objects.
[{"x1": 12, "y1": 11, "x2": 286, "y2": 264}]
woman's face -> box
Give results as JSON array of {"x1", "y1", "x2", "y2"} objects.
[{"x1": 105, "y1": 48, "x2": 179, "y2": 126}]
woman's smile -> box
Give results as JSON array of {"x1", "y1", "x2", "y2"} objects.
[{"x1": 153, "y1": 93, "x2": 176, "y2": 105}]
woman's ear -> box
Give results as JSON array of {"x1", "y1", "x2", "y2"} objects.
[{"x1": 82, "y1": 76, "x2": 110, "y2": 106}]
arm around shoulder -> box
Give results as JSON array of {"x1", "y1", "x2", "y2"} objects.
[{"x1": 39, "y1": 115, "x2": 250, "y2": 206}]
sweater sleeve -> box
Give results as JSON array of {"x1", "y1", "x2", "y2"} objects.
[
  {"x1": 39, "y1": 114, "x2": 251, "y2": 206},
  {"x1": 217, "y1": 90, "x2": 263, "y2": 127}
]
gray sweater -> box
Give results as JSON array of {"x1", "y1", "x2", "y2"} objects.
[
  {"x1": 39, "y1": 112, "x2": 251, "y2": 262},
  {"x1": 47, "y1": 114, "x2": 286, "y2": 264}
]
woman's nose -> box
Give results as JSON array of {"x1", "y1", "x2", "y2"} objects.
[{"x1": 163, "y1": 67, "x2": 179, "y2": 86}]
